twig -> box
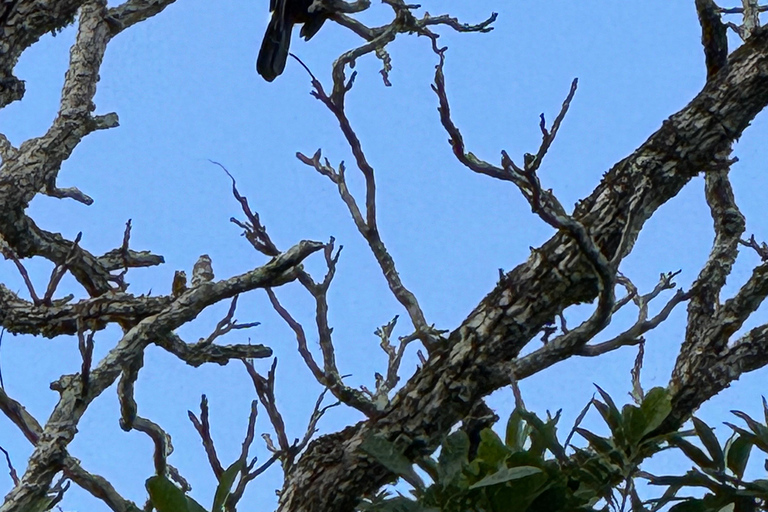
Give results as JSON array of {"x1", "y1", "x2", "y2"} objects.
[
  {"x1": 199, "y1": 295, "x2": 260, "y2": 347},
  {"x1": 0, "y1": 445, "x2": 19, "y2": 485},
  {"x1": 293, "y1": 388, "x2": 340, "y2": 456},
  {"x1": 0, "y1": 243, "x2": 40, "y2": 305},
  {"x1": 243, "y1": 358, "x2": 341, "y2": 477},
  {"x1": 243, "y1": 359, "x2": 292, "y2": 466},
  {"x1": 511, "y1": 275, "x2": 688, "y2": 379},
  {"x1": 76, "y1": 317, "x2": 95, "y2": 396},
  {"x1": 43, "y1": 183, "x2": 94, "y2": 205},
  {"x1": 740, "y1": 234, "x2": 768, "y2": 260},
  {"x1": 188, "y1": 394, "x2": 225, "y2": 479},
  {"x1": 46, "y1": 476, "x2": 70, "y2": 510},
  {"x1": 291, "y1": 6, "x2": 497, "y2": 354},
  {"x1": 630, "y1": 341, "x2": 646, "y2": 404},
  {"x1": 224, "y1": 167, "x2": 375, "y2": 410},
  {"x1": 0, "y1": 327, "x2": 4, "y2": 390},
  {"x1": 366, "y1": 316, "x2": 410, "y2": 406},
  {"x1": 42, "y1": 232, "x2": 83, "y2": 304},
  {"x1": 577, "y1": 288, "x2": 688, "y2": 358},
  {"x1": 0, "y1": 387, "x2": 41, "y2": 444},
  {"x1": 117, "y1": 347, "x2": 173, "y2": 476},
  {"x1": 266, "y1": 261, "x2": 376, "y2": 415},
  {"x1": 224, "y1": 144, "x2": 410, "y2": 414},
  {"x1": 434, "y1": 43, "x2": 666, "y2": 370},
  {"x1": 717, "y1": 5, "x2": 768, "y2": 13},
  {"x1": 295, "y1": 144, "x2": 437, "y2": 353},
  {"x1": 106, "y1": 219, "x2": 133, "y2": 291},
  {"x1": 227, "y1": 400, "x2": 262, "y2": 509},
  {"x1": 367, "y1": 316, "x2": 446, "y2": 407},
  {"x1": 216, "y1": 161, "x2": 279, "y2": 257},
  {"x1": 576, "y1": 271, "x2": 686, "y2": 357},
  {"x1": 154, "y1": 332, "x2": 272, "y2": 367}
]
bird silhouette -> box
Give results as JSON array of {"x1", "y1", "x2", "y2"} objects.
[{"x1": 257, "y1": 0, "x2": 328, "y2": 81}]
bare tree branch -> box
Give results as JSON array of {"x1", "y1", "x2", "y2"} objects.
[
  {"x1": 106, "y1": 0, "x2": 178, "y2": 31},
  {"x1": 6, "y1": 1, "x2": 768, "y2": 511},
  {"x1": 278, "y1": 23, "x2": 768, "y2": 512},
  {"x1": 225, "y1": 168, "x2": 378, "y2": 415},
  {"x1": 1, "y1": 238, "x2": 321, "y2": 511},
  {"x1": 0, "y1": 386, "x2": 142, "y2": 511},
  {"x1": 0, "y1": 448, "x2": 18, "y2": 488},
  {"x1": 696, "y1": 0, "x2": 729, "y2": 78},
  {"x1": 188, "y1": 395, "x2": 225, "y2": 480}
]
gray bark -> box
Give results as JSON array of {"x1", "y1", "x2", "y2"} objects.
[{"x1": 277, "y1": 26, "x2": 768, "y2": 512}]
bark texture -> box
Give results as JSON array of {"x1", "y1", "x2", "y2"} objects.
[
  {"x1": 5, "y1": 2, "x2": 768, "y2": 512},
  {"x1": 276, "y1": 27, "x2": 768, "y2": 512}
]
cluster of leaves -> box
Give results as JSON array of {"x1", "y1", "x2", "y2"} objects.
[
  {"x1": 131, "y1": 387, "x2": 768, "y2": 512},
  {"x1": 357, "y1": 388, "x2": 768, "y2": 512},
  {"x1": 145, "y1": 460, "x2": 241, "y2": 512},
  {"x1": 646, "y1": 399, "x2": 768, "y2": 511}
]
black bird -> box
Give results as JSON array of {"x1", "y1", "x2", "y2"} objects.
[{"x1": 257, "y1": 0, "x2": 327, "y2": 81}]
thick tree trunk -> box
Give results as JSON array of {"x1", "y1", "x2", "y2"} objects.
[{"x1": 277, "y1": 27, "x2": 768, "y2": 512}]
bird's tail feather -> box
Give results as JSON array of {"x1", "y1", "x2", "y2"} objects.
[{"x1": 257, "y1": 16, "x2": 293, "y2": 82}]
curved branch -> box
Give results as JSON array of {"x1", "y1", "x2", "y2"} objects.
[{"x1": 278, "y1": 26, "x2": 768, "y2": 512}]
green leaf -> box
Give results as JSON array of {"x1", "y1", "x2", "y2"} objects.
[
  {"x1": 476, "y1": 428, "x2": 511, "y2": 470},
  {"x1": 437, "y1": 431, "x2": 469, "y2": 488},
  {"x1": 731, "y1": 410, "x2": 768, "y2": 452},
  {"x1": 731, "y1": 410, "x2": 768, "y2": 437},
  {"x1": 670, "y1": 435, "x2": 716, "y2": 471},
  {"x1": 212, "y1": 460, "x2": 242, "y2": 512},
  {"x1": 505, "y1": 450, "x2": 549, "y2": 471},
  {"x1": 692, "y1": 417, "x2": 724, "y2": 472},
  {"x1": 620, "y1": 387, "x2": 672, "y2": 449},
  {"x1": 487, "y1": 481, "x2": 547, "y2": 512},
  {"x1": 746, "y1": 478, "x2": 768, "y2": 493},
  {"x1": 594, "y1": 385, "x2": 622, "y2": 434},
  {"x1": 147, "y1": 475, "x2": 191, "y2": 512},
  {"x1": 575, "y1": 427, "x2": 614, "y2": 456},
  {"x1": 526, "y1": 482, "x2": 570, "y2": 512},
  {"x1": 646, "y1": 482, "x2": 682, "y2": 512},
  {"x1": 763, "y1": 396, "x2": 768, "y2": 428},
  {"x1": 468, "y1": 465, "x2": 542, "y2": 489},
  {"x1": 564, "y1": 398, "x2": 592, "y2": 449},
  {"x1": 724, "y1": 423, "x2": 756, "y2": 441},
  {"x1": 185, "y1": 496, "x2": 209, "y2": 512},
  {"x1": 623, "y1": 403, "x2": 645, "y2": 446},
  {"x1": 639, "y1": 387, "x2": 672, "y2": 437},
  {"x1": 725, "y1": 434, "x2": 752, "y2": 479},
  {"x1": 517, "y1": 409, "x2": 565, "y2": 461},
  {"x1": 505, "y1": 408, "x2": 530, "y2": 452},
  {"x1": 360, "y1": 434, "x2": 423, "y2": 489},
  {"x1": 647, "y1": 471, "x2": 723, "y2": 493},
  {"x1": 466, "y1": 458, "x2": 481, "y2": 477}
]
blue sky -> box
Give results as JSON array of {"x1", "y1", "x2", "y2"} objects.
[{"x1": 2, "y1": 2, "x2": 768, "y2": 510}]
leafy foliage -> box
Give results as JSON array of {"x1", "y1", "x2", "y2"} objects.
[
  {"x1": 145, "y1": 459, "x2": 244, "y2": 512},
  {"x1": 357, "y1": 388, "x2": 768, "y2": 512},
  {"x1": 146, "y1": 475, "x2": 208, "y2": 512},
  {"x1": 645, "y1": 398, "x2": 768, "y2": 512}
]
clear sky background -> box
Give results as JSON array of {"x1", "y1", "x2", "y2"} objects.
[{"x1": 2, "y1": 2, "x2": 768, "y2": 511}]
